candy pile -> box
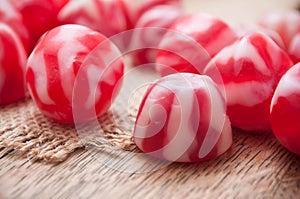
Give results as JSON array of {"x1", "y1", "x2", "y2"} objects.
[{"x1": 1, "y1": 0, "x2": 300, "y2": 162}]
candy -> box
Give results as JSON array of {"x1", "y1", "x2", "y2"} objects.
[
  {"x1": 12, "y1": 0, "x2": 69, "y2": 51},
  {"x1": 134, "y1": 73, "x2": 232, "y2": 162},
  {"x1": 234, "y1": 25, "x2": 285, "y2": 49},
  {"x1": 288, "y1": 33, "x2": 300, "y2": 63},
  {"x1": 0, "y1": 0, "x2": 30, "y2": 51},
  {"x1": 204, "y1": 32, "x2": 293, "y2": 132},
  {"x1": 58, "y1": 0, "x2": 129, "y2": 37},
  {"x1": 122, "y1": 0, "x2": 182, "y2": 28},
  {"x1": 26, "y1": 24, "x2": 124, "y2": 124},
  {"x1": 156, "y1": 14, "x2": 238, "y2": 77},
  {"x1": 270, "y1": 63, "x2": 300, "y2": 155},
  {"x1": 130, "y1": 5, "x2": 182, "y2": 66},
  {"x1": 0, "y1": 23, "x2": 27, "y2": 105},
  {"x1": 259, "y1": 11, "x2": 300, "y2": 50}
]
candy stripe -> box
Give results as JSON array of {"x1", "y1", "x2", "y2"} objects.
[
  {"x1": 58, "y1": 0, "x2": 100, "y2": 28},
  {"x1": 271, "y1": 66, "x2": 300, "y2": 110},
  {"x1": 28, "y1": 52, "x2": 55, "y2": 105},
  {"x1": 163, "y1": 86, "x2": 198, "y2": 162},
  {"x1": 204, "y1": 32, "x2": 292, "y2": 131},
  {"x1": 26, "y1": 24, "x2": 124, "y2": 123},
  {"x1": 198, "y1": 77, "x2": 226, "y2": 158},
  {"x1": 0, "y1": 23, "x2": 27, "y2": 104},
  {"x1": 134, "y1": 73, "x2": 232, "y2": 162},
  {"x1": 156, "y1": 14, "x2": 237, "y2": 76},
  {"x1": 56, "y1": 30, "x2": 89, "y2": 102},
  {"x1": 259, "y1": 11, "x2": 300, "y2": 49},
  {"x1": 58, "y1": 0, "x2": 128, "y2": 37},
  {"x1": 226, "y1": 80, "x2": 273, "y2": 106},
  {"x1": 289, "y1": 33, "x2": 300, "y2": 63},
  {"x1": 0, "y1": 1, "x2": 30, "y2": 51},
  {"x1": 270, "y1": 63, "x2": 300, "y2": 155}
]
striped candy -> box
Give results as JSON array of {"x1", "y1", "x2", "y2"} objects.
[
  {"x1": 58, "y1": 0, "x2": 129, "y2": 37},
  {"x1": 259, "y1": 11, "x2": 300, "y2": 50},
  {"x1": 288, "y1": 33, "x2": 300, "y2": 63},
  {"x1": 156, "y1": 14, "x2": 238, "y2": 77},
  {"x1": 0, "y1": 23, "x2": 27, "y2": 105},
  {"x1": 134, "y1": 73, "x2": 232, "y2": 162},
  {"x1": 11, "y1": 0, "x2": 69, "y2": 52},
  {"x1": 0, "y1": 0, "x2": 30, "y2": 52},
  {"x1": 234, "y1": 25, "x2": 285, "y2": 49},
  {"x1": 204, "y1": 32, "x2": 293, "y2": 132},
  {"x1": 130, "y1": 5, "x2": 183, "y2": 66},
  {"x1": 121, "y1": 0, "x2": 182, "y2": 28},
  {"x1": 26, "y1": 24, "x2": 124, "y2": 124},
  {"x1": 270, "y1": 63, "x2": 300, "y2": 155}
]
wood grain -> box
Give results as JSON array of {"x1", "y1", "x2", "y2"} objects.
[
  {"x1": 1, "y1": 0, "x2": 300, "y2": 199},
  {"x1": 1, "y1": 130, "x2": 300, "y2": 199}
]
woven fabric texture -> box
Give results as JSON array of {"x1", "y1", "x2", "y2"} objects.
[{"x1": 0, "y1": 95, "x2": 137, "y2": 163}]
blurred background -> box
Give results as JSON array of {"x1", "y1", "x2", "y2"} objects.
[{"x1": 183, "y1": 0, "x2": 299, "y2": 25}]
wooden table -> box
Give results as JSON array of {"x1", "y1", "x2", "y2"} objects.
[{"x1": 1, "y1": 1, "x2": 300, "y2": 198}]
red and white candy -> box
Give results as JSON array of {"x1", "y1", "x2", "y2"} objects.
[
  {"x1": 58, "y1": 0, "x2": 129, "y2": 37},
  {"x1": 134, "y1": 73, "x2": 232, "y2": 162},
  {"x1": 11, "y1": 0, "x2": 69, "y2": 51},
  {"x1": 288, "y1": 32, "x2": 300, "y2": 63},
  {"x1": 0, "y1": 23, "x2": 27, "y2": 105},
  {"x1": 234, "y1": 24, "x2": 285, "y2": 49},
  {"x1": 204, "y1": 32, "x2": 293, "y2": 132},
  {"x1": 259, "y1": 11, "x2": 300, "y2": 50},
  {"x1": 156, "y1": 13, "x2": 238, "y2": 76},
  {"x1": 0, "y1": 0, "x2": 30, "y2": 51},
  {"x1": 122, "y1": 0, "x2": 182, "y2": 28},
  {"x1": 270, "y1": 63, "x2": 300, "y2": 155},
  {"x1": 130, "y1": 5, "x2": 182, "y2": 66},
  {"x1": 26, "y1": 24, "x2": 124, "y2": 123}
]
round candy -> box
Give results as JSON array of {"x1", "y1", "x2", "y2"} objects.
[
  {"x1": 0, "y1": 0, "x2": 30, "y2": 51},
  {"x1": 204, "y1": 32, "x2": 293, "y2": 132},
  {"x1": 12, "y1": 0, "x2": 69, "y2": 51},
  {"x1": 58, "y1": 0, "x2": 129, "y2": 37},
  {"x1": 156, "y1": 13, "x2": 238, "y2": 77},
  {"x1": 0, "y1": 23, "x2": 27, "y2": 105},
  {"x1": 122, "y1": 0, "x2": 182, "y2": 28},
  {"x1": 234, "y1": 25, "x2": 285, "y2": 49},
  {"x1": 130, "y1": 5, "x2": 182, "y2": 66},
  {"x1": 270, "y1": 63, "x2": 300, "y2": 155},
  {"x1": 259, "y1": 11, "x2": 300, "y2": 50},
  {"x1": 288, "y1": 33, "x2": 300, "y2": 63},
  {"x1": 134, "y1": 73, "x2": 232, "y2": 162},
  {"x1": 26, "y1": 24, "x2": 124, "y2": 124}
]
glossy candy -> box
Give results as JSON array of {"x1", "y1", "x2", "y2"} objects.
[
  {"x1": 0, "y1": 23, "x2": 27, "y2": 105},
  {"x1": 130, "y1": 5, "x2": 182, "y2": 66},
  {"x1": 12, "y1": 0, "x2": 69, "y2": 51},
  {"x1": 122, "y1": 0, "x2": 182, "y2": 28},
  {"x1": 0, "y1": 0, "x2": 30, "y2": 51},
  {"x1": 26, "y1": 24, "x2": 124, "y2": 124},
  {"x1": 288, "y1": 33, "x2": 300, "y2": 63},
  {"x1": 234, "y1": 25, "x2": 285, "y2": 49},
  {"x1": 259, "y1": 11, "x2": 300, "y2": 50},
  {"x1": 156, "y1": 14, "x2": 238, "y2": 76},
  {"x1": 58, "y1": 0, "x2": 129, "y2": 37},
  {"x1": 204, "y1": 32, "x2": 293, "y2": 132},
  {"x1": 134, "y1": 73, "x2": 232, "y2": 162},
  {"x1": 270, "y1": 63, "x2": 300, "y2": 155}
]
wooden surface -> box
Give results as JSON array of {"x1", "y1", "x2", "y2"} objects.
[{"x1": 1, "y1": 1, "x2": 300, "y2": 199}]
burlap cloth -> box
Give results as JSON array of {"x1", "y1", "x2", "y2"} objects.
[
  {"x1": 0, "y1": 66, "x2": 155, "y2": 163},
  {"x1": 0, "y1": 96, "x2": 136, "y2": 163}
]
